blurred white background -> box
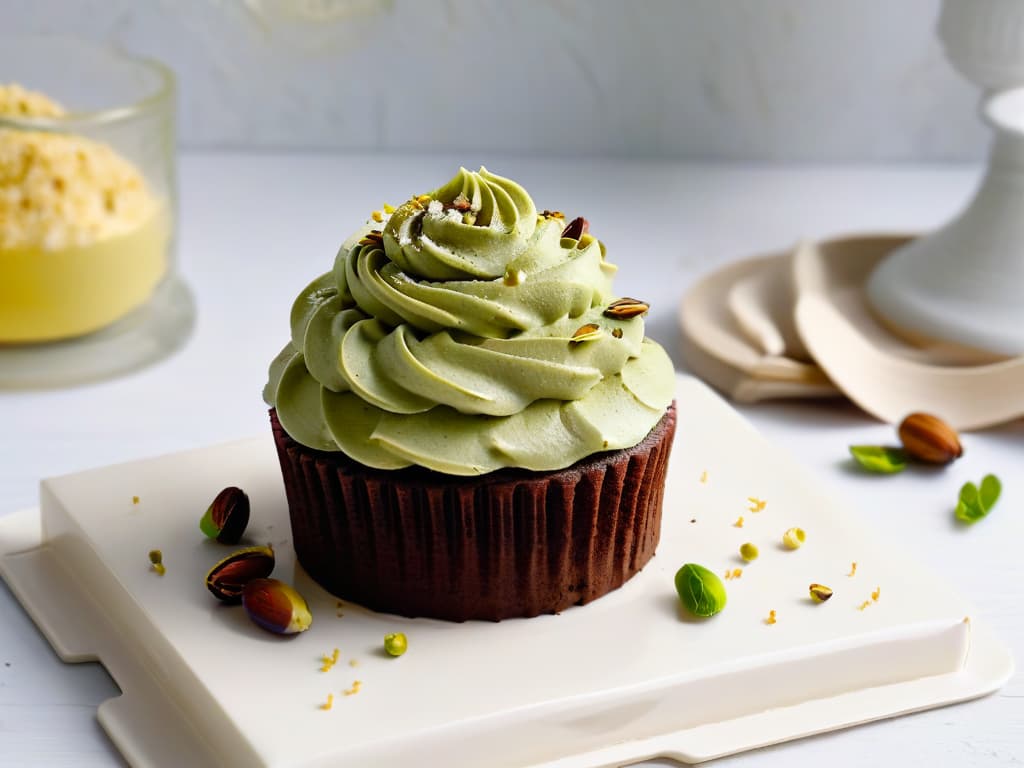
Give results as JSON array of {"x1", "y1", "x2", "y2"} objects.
[{"x1": 5, "y1": 0, "x2": 987, "y2": 160}]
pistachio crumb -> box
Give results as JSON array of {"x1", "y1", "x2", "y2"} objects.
[
  {"x1": 747, "y1": 497, "x2": 767, "y2": 513},
  {"x1": 858, "y1": 600, "x2": 871, "y2": 611},
  {"x1": 349, "y1": 659, "x2": 359, "y2": 668},
  {"x1": 848, "y1": 562, "x2": 858, "y2": 577},
  {"x1": 343, "y1": 680, "x2": 362, "y2": 697},
  {"x1": 700, "y1": 470, "x2": 708, "y2": 484},
  {"x1": 320, "y1": 693, "x2": 334, "y2": 711},
  {"x1": 765, "y1": 610, "x2": 777, "y2": 625},
  {"x1": 871, "y1": 586, "x2": 881, "y2": 602},
  {"x1": 382, "y1": 202, "x2": 395, "y2": 214},
  {"x1": 371, "y1": 210, "x2": 383, "y2": 222},
  {"x1": 132, "y1": 495, "x2": 140, "y2": 505},
  {"x1": 733, "y1": 516, "x2": 744, "y2": 528},
  {"x1": 148, "y1": 549, "x2": 165, "y2": 576},
  {"x1": 611, "y1": 327, "x2": 623, "y2": 339}
]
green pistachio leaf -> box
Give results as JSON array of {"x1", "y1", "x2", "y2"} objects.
[
  {"x1": 980, "y1": 474, "x2": 1002, "y2": 511},
  {"x1": 849, "y1": 445, "x2": 908, "y2": 474},
  {"x1": 956, "y1": 481, "x2": 987, "y2": 524}
]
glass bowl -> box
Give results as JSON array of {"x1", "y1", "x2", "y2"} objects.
[{"x1": 0, "y1": 36, "x2": 194, "y2": 388}]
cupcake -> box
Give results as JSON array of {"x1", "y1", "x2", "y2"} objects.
[{"x1": 264, "y1": 167, "x2": 676, "y2": 621}]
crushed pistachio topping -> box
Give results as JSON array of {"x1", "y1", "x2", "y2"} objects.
[
  {"x1": 871, "y1": 586, "x2": 881, "y2": 602},
  {"x1": 700, "y1": 470, "x2": 708, "y2": 484},
  {"x1": 132, "y1": 495, "x2": 140, "y2": 505},
  {"x1": 371, "y1": 210, "x2": 383, "y2": 223},
  {"x1": 148, "y1": 549, "x2": 165, "y2": 576},
  {"x1": 503, "y1": 267, "x2": 525, "y2": 286},
  {"x1": 540, "y1": 209, "x2": 564, "y2": 219},
  {"x1": 382, "y1": 202, "x2": 395, "y2": 214},
  {"x1": 319, "y1": 648, "x2": 340, "y2": 673},
  {"x1": 569, "y1": 323, "x2": 602, "y2": 344},
  {"x1": 782, "y1": 527, "x2": 806, "y2": 550},
  {"x1": 809, "y1": 583, "x2": 833, "y2": 603},
  {"x1": 349, "y1": 659, "x2": 359, "y2": 668},
  {"x1": 724, "y1": 568, "x2": 743, "y2": 581},
  {"x1": 747, "y1": 497, "x2": 767, "y2": 513},
  {"x1": 858, "y1": 600, "x2": 871, "y2": 611},
  {"x1": 320, "y1": 693, "x2": 334, "y2": 711},
  {"x1": 733, "y1": 516, "x2": 744, "y2": 528},
  {"x1": 848, "y1": 562, "x2": 858, "y2": 577},
  {"x1": 343, "y1": 680, "x2": 362, "y2": 697},
  {"x1": 765, "y1": 609, "x2": 777, "y2": 625}
]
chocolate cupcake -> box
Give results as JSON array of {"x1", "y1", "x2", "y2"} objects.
[{"x1": 264, "y1": 168, "x2": 676, "y2": 621}]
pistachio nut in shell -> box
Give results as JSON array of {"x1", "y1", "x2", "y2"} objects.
[
  {"x1": 897, "y1": 412, "x2": 962, "y2": 465},
  {"x1": 242, "y1": 578, "x2": 313, "y2": 635},
  {"x1": 560, "y1": 216, "x2": 589, "y2": 241},
  {"x1": 200, "y1": 486, "x2": 250, "y2": 544},
  {"x1": 205, "y1": 545, "x2": 275, "y2": 603}
]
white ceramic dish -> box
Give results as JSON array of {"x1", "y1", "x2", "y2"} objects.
[
  {"x1": 793, "y1": 235, "x2": 1024, "y2": 430},
  {"x1": 0, "y1": 376, "x2": 1012, "y2": 767},
  {"x1": 679, "y1": 253, "x2": 838, "y2": 402}
]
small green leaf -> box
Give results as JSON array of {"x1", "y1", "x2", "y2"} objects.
[
  {"x1": 849, "y1": 445, "x2": 908, "y2": 474},
  {"x1": 980, "y1": 474, "x2": 1002, "y2": 511},
  {"x1": 955, "y1": 474, "x2": 1003, "y2": 524},
  {"x1": 955, "y1": 480, "x2": 988, "y2": 524}
]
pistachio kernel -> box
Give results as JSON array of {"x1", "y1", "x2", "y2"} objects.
[
  {"x1": 541, "y1": 209, "x2": 564, "y2": 219},
  {"x1": 782, "y1": 527, "x2": 806, "y2": 550},
  {"x1": 148, "y1": 549, "x2": 166, "y2": 576},
  {"x1": 809, "y1": 583, "x2": 833, "y2": 603},
  {"x1": 570, "y1": 323, "x2": 602, "y2": 344},
  {"x1": 560, "y1": 216, "x2": 589, "y2": 241},
  {"x1": 384, "y1": 632, "x2": 408, "y2": 657},
  {"x1": 611, "y1": 328, "x2": 623, "y2": 339},
  {"x1": 603, "y1": 298, "x2": 650, "y2": 320},
  {"x1": 242, "y1": 578, "x2": 313, "y2": 635},
  {"x1": 503, "y1": 268, "x2": 526, "y2": 287},
  {"x1": 674, "y1": 563, "x2": 727, "y2": 618},
  {"x1": 205, "y1": 545, "x2": 275, "y2": 603},
  {"x1": 451, "y1": 193, "x2": 472, "y2": 212},
  {"x1": 200, "y1": 486, "x2": 250, "y2": 544},
  {"x1": 739, "y1": 542, "x2": 759, "y2": 562}
]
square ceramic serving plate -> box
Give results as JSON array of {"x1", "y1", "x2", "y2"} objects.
[{"x1": 0, "y1": 376, "x2": 1012, "y2": 768}]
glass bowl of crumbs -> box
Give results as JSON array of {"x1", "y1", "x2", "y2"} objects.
[{"x1": 0, "y1": 36, "x2": 194, "y2": 388}]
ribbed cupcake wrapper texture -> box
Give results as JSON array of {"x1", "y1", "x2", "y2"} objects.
[{"x1": 270, "y1": 404, "x2": 676, "y2": 622}]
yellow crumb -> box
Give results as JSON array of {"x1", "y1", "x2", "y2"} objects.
[
  {"x1": 319, "y1": 693, "x2": 334, "y2": 711},
  {"x1": 0, "y1": 83, "x2": 65, "y2": 118},
  {"x1": 724, "y1": 569, "x2": 731, "y2": 580},
  {"x1": 371, "y1": 210, "x2": 383, "y2": 222},
  {"x1": 382, "y1": 202, "x2": 395, "y2": 213},
  {"x1": 871, "y1": 586, "x2": 881, "y2": 602},
  {"x1": 858, "y1": 600, "x2": 871, "y2": 611},
  {"x1": 700, "y1": 470, "x2": 708, "y2": 484},
  {"x1": 132, "y1": 495, "x2": 140, "y2": 505},
  {"x1": 343, "y1": 680, "x2": 362, "y2": 697},
  {"x1": 765, "y1": 610, "x2": 777, "y2": 625},
  {"x1": 152, "y1": 563, "x2": 166, "y2": 576},
  {"x1": 416, "y1": 194, "x2": 431, "y2": 204},
  {"x1": 733, "y1": 516, "x2": 744, "y2": 528},
  {"x1": 747, "y1": 497, "x2": 767, "y2": 513},
  {"x1": 732, "y1": 568, "x2": 743, "y2": 579},
  {"x1": 848, "y1": 562, "x2": 858, "y2": 577},
  {"x1": 349, "y1": 659, "x2": 359, "y2": 668}
]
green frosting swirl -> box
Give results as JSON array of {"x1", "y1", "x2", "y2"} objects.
[{"x1": 264, "y1": 167, "x2": 675, "y2": 475}]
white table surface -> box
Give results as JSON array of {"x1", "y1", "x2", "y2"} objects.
[{"x1": 0, "y1": 153, "x2": 1020, "y2": 767}]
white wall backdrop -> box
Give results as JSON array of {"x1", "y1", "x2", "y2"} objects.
[{"x1": 5, "y1": 0, "x2": 988, "y2": 160}]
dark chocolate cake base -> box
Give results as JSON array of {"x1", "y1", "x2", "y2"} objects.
[{"x1": 270, "y1": 403, "x2": 676, "y2": 622}]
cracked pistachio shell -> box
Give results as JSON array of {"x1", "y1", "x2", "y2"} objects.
[{"x1": 242, "y1": 578, "x2": 312, "y2": 635}]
